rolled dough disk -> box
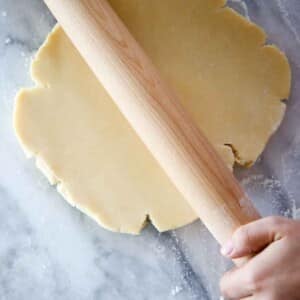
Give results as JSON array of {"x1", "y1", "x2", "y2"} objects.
[{"x1": 14, "y1": 0, "x2": 290, "y2": 234}]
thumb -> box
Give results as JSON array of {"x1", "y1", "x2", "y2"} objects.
[{"x1": 220, "y1": 216, "x2": 289, "y2": 259}]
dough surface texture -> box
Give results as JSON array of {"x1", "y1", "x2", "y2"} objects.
[{"x1": 14, "y1": 0, "x2": 290, "y2": 233}]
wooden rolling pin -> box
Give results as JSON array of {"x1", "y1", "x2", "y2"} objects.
[{"x1": 44, "y1": 0, "x2": 260, "y2": 246}]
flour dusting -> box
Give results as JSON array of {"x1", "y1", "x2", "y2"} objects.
[
  {"x1": 4, "y1": 37, "x2": 11, "y2": 45},
  {"x1": 275, "y1": 0, "x2": 300, "y2": 45},
  {"x1": 171, "y1": 285, "x2": 183, "y2": 296},
  {"x1": 294, "y1": 208, "x2": 300, "y2": 220},
  {"x1": 241, "y1": 173, "x2": 297, "y2": 218},
  {"x1": 228, "y1": 0, "x2": 249, "y2": 20}
]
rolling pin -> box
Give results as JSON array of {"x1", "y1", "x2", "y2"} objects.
[{"x1": 44, "y1": 0, "x2": 260, "y2": 247}]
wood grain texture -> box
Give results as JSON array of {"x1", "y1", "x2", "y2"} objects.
[{"x1": 43, "y1": 0, "x2": 260, "y2": 245}]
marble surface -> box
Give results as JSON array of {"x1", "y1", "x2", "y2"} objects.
[{"x1": 1, "y1": 0, "x2": 300, "y2": 299}]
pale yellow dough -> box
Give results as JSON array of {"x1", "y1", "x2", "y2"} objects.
[{"x1": 14, "y1": 0, "x2": 290, "y2": 234}]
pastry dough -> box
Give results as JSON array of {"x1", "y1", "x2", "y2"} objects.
[{"x1": 14, "y1": 0, "x2": 290, "y2": 234}]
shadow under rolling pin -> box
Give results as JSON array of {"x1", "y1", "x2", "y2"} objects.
[{"x1": 43, "y1": 0, "x2": 261, "y2": 256}]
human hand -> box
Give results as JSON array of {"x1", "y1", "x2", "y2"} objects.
[{"x1": 220, "y1": 216, "x2": 300, "y2": 299}]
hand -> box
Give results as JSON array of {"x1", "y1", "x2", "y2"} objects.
[{"x1": 220, "y1": 216, "x2": 300, "y2": 300}]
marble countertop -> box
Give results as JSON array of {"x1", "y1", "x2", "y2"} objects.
[{"x1": 1, "y1": 0, "x2": 300, "y2": 299}]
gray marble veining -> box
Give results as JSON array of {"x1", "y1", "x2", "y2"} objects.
[{"x1": 1, "y1": 0, "x2": 300, "y2": 299}]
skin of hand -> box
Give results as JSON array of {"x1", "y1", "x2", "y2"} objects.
[{"x1": 219, "y1": 216, "x2": 300, "y2": 300}]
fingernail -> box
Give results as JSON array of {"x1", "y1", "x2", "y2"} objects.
[{"x1": 221, "y1": 240, "x2": 234, "y2": 257}]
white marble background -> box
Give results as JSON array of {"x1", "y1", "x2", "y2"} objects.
[{"x1": 1, "y1": 0, "x2": 300, "y2": 299}]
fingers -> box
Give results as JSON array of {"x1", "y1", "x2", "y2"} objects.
[
  {"x1": 221, "y1": 216, "x2": 289, "y2": 259},
  {"x1": 220, "y1": 256, "x2": 273, "y2": 300},
  {"x1": 220, "y1": 265, "x2": 254, "y2": 299},
  {"x1": 221, "y1": 236, "x2": 300, "y2": 299},
  {"x1": 220, "y1": 217, "x2": 300, "y2": 299}
]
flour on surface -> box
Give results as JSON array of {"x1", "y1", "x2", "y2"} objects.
[
  {"x1": 4, "y1": 37, "x2": 11, "y2": 45},
  {"x1": 171, "y1": 285, "x2": 183, "y2": 296},
  {"x1": 275, "y1": 0, "x2": 300, "y2": 45},
  {"x1": 241, "y1": 173, "x2": 297, "y2": 218},
  {"x1": 228, "y1": 0, "x2": 249, "y2": 20}
]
